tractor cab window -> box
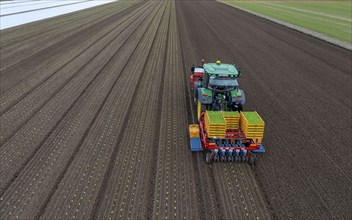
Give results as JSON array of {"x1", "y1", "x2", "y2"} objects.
[
  {"x1": 209, "y1": 75, "x2": 234, "y2": 82},
  {"x1": 209, "y1": 74, "x2": 238, "y2": 87},
  {"x1": 194, "y1": 68, "x2": 204, "y2": 73},
  {"x1": 210, "y1": 75, "x2": 231, "y2": 80}
]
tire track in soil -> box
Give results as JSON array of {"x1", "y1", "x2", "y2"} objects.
[
  {"x1": 0, "y1": 1, "x2": 157, "y2": 195},
  {"x1": 38, "y1": 3, "x2": 165, "y2": 219},
  {"x1": 93, "y1": 2, "x2": 170, "y2": 219},
  {"x1": 0, "y1": 2, "x2": 160, "y2": 219}
]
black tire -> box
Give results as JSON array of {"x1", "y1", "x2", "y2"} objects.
[
  {"x1": 205, "y1": 152, "x2": 213, "y2": 164},
  {"x1": 249, "y1": 155, "x2": 256, "y2": 170},
  {"x1": 215, "y1": 155, "x2": 220, "y2": 162}
]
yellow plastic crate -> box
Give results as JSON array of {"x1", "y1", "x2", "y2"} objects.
[
  {"x1": 240, "y1": 111, "x2": 265, "y2": 141},
  {"x1": 222, "y1": 111, "x2": 240, "y2": 130},
  {"x1": 189, "y1": 124, "x2": 200, "y2": 138},
  {"x1": 244, "y1": 132, "x2": 264, "y2": 137},
  {"x1": 205, "y1": 111, "x2": 226, "y2": 138},
  {"x1": 243, "y1": 127, "x2": 264, "y2": 132}
]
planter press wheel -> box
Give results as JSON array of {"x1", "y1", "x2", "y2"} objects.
[{"x1": 205, "y1": 151, "x2": 213, "y2": 164}]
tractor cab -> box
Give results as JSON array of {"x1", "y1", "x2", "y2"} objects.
[
  {"x1": 190, "y1": 60, "x2": 246, "y2": 120},
  {"x1": 191, "y1": 60, "x2": 245, "y2": 116},
  {"x1": 203, "y1": 63, "x2": 241, "y2": 92}
]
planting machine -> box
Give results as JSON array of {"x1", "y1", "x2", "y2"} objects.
[{"x1": 189, "y1": 60, "x2": 266, "y2": 165}]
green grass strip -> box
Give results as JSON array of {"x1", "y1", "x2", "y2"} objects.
[{"x1": 223, "y1": 0, "x2": 352, "y2": 43}]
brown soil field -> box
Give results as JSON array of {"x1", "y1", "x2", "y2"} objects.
[{"x1": 1, "y1": 0, "x2": 351, "y2": 219}]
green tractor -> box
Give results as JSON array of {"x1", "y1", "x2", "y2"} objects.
[{"x1": 190, "y1": 60, "x2": 245, "y2": 120}]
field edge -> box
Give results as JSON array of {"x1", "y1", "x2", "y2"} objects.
[{"x1": 217, "y1": 0, "x2": 352, "y2": 51}]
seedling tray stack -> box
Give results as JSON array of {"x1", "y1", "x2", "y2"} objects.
[
  {"x1": 240, "y1": 111, "x2": 265, "y2": 142},
  {"x1": 205, "y1": 111, "x2": 226, "y2": 138},
  {"x1": 222, "y1": 111, "x2": 240, "y2": 130}
]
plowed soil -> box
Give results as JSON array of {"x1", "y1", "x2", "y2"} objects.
[{"x1": 0, "y1": 0, "x2": 351, "y2": 219}]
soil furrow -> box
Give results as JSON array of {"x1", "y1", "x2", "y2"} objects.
[
  {"x1": 0, "y1": 3, "x2": 160, "y2": 219},
  {"x1": 176, "y1": 1, "x2": 271, "y2": 219},
  {"x1": 0, "y1": 1, "x2": 157, "y2": 195},
  {"x1": 176, "y1": 0, "x2": 350, "y2": 219},
  {"x1": 175, "y1": 1, "x2": 271, "y2": 219},
  {"x1": 0, "y1": 1, "x2": 129, "y2": 47},
  {"x1": 207, "y1": 2, "x2": 351, "y2": 107},
  {"x1": 0, "y1": 1, "x2": 139, "y2": 72},
  {"x1": 176, "y1": 2, "x2": 223, "y2": 219},
  {"x1": 0, "y1": 0, "x2": 350, "y2": 219},
  {"x1": 93, "y1": 1, "x2": 170, "y2": 219},
  {"x1": 0, "y1": 1, "x2": 150, "y2": 117},
  {"x1": 0, "y1": 1, "x2": 145, "y2": 90},
  {"x1": 38, "y1": 3, "x2": 165, "y2": 219},
  {"x1": 0, "y1": 1, "x2": 153, "y2": 145},
  {"x1": 152, "y1": 1, "x2": 199, "y2": 218}
]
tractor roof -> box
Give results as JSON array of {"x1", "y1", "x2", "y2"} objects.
[{"x1": 203, "y1": 63, "x2": 238, "y2": 75}]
